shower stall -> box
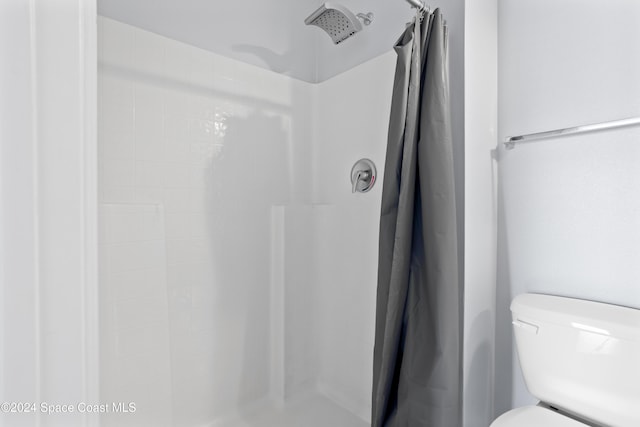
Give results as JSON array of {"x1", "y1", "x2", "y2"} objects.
[{"x1": 96, "y1": 6, "x2": 397, "y2": 426}]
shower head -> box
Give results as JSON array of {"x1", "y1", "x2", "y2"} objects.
[{"x1": 304, "y1": 2, "x2": 364, "y2": 44}]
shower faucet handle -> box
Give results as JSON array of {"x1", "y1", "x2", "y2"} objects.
[
  {"x1": 352, "y1": 170, "x2": 370, "y2": 193},
  {"x1": 352, "y1": 170, "x2": 362, "y2": 193},
  {"x1": 351, "y1": 159, "x2": 377, "y2": 193}
]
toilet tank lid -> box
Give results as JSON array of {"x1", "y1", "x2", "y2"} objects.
[{"x1": 511, "y1": 293, "x2": 640, "y2": 342}]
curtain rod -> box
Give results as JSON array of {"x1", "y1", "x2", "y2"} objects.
[
  {"x1": 504, "y1": 116, "x2": 640, "y2": 150},
  {"x1": 405, "y1": 0, "x2": 427, "y2": 12}
]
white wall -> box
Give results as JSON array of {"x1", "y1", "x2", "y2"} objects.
[
  {"x1": 0, "y1": 1, "x2": 98, "y2": 426},
  {"x1": 311, "y1": 52, "x2": 396, "y2": 421},
  {"x1": 0, "y1": 4, "x2": 40, "y2": 424},
  {"x1": 498, "y1": 0, "x2": 640, "y2": 410},
  {"x1": 463, "y1": 0, "x2": 498, "y2": 425},
  {"x1": 98, "y1": 17, "x2": 315, "y2": 426}
]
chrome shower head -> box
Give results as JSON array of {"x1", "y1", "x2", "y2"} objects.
[{"x1": 304, "y1": 2, "x2": 365, "y2": 44}]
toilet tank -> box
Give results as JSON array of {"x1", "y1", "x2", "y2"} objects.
[{"x1": 511, "y1": 293, "x2": 640, "y2": 427}]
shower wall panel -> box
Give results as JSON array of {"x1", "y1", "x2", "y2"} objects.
[
  {"x1": 99, "y1": 203, "x2": 172, "y2": 427},
  {"x1": 98, "y1": 16, "x2": 315, "y2": 426},
  {"x1": 312, "y1": 52, "x2": 396, "y2": 421}
]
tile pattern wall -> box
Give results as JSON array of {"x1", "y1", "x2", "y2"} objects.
[
  {"x1": 99, "y1": 203, "x2": 172, "y2": 427},
  {"x1": 98, "y1": 17, "x2": 313, "y2": 426}
]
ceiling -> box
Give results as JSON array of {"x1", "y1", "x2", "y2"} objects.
[{"x1": 97, "y1": 0, "x2": 417, "y2": 82}]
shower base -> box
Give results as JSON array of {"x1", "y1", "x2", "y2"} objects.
[{"x1": 210, "y1": 392, "x2": 368, "y2": 427}]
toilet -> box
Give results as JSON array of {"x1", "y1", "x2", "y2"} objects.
[{"x1": 491, "y1": 293, "x2": 640, "y2": 427}]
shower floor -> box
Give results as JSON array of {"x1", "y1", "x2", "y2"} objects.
[{"x1": 210, "y1": 392, "x2": 368, "y2": 427}]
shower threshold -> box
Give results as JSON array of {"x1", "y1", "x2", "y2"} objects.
[{"x1": 210, "y1": 391, "x2": 368, "y2": 427}]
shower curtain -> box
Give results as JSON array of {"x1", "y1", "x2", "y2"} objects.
[{"x1": 372, "y1": 9, "x2": 461, "y2": 427}]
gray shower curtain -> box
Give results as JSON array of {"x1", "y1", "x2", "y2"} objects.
[{"x1": 372, "y1": 9, "x2": 461, "y2": 427}]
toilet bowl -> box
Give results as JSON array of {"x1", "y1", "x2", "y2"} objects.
[{"x1": 490, "y1": 293, "x2": 640, "y2": 427}]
